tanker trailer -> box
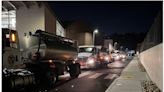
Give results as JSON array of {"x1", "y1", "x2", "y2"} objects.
[
  {"x1": 2, "y1": 29, "x2": 81, "y2": 91},
  {"x1": 22, "y1": 30, "x2": 81, "y2": 88}
]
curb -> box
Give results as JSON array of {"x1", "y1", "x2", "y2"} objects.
[{"x1": 105, "y1": 78, "x2": 119, "y2": 92}]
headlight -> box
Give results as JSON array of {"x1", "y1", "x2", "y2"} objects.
[
  {"x1": 104, "y1": 56, "x2": 109, "y2": 61},
  {"x1": 74, "y1": 58, "x2": 78, "y2": 61},
  {"x1": 115, "y1": 55, "x2": 120, "y2": 60},
  {"x1": 87, "y1": 58, "x2": 95, "y2": 64},
  {"x1": 120, "y1": 54, "x2": 126, "y2": 58},
  {"x1": 48, "y1": 60, "x2": 53, "y2": 63},
  {"x1": 122, "y1": 55, "x2": 126, "y2": 58}
]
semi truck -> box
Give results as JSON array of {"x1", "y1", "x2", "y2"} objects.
[
  {"x1": 2, "y1": 29, "x2": 81, "y2": 91},
  {"x1": 77, "y1": 45, "x2": 111, "y2": 69}
]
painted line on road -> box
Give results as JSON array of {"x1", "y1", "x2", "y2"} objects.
[
  {"x1": 78, "y1": 71, "x2": 92, "y2": 78},
  {"x1": 59, "y1": 71, "x2": 92, "y2": 78},
  {"x1": 88, "y1": 73, "x2": 103, "y2": 79},
  {"x1": 104, "y1": 74, "x2": 117, "y2": 79},
  {"x1": 59, "y1": 73, "x2": 70, "y2": 78}
]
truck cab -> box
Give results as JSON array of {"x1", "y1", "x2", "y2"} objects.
[
  {"x1": 2, "y1": 28, "x2": 35, "y2": 91},
  {"x1": 77, "y1": 45, "x2": 101, "y2": 69},
  {"x1": 2, "y1": 28, "x2": 23, "y2": 69}
]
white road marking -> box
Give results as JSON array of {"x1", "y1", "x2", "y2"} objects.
[
  {"x1": 88, "y1": 73, "x2": 103, "y2": 79},
  {"x1": 59, "y1": 71, "x2": 118, "y2": 80},
  {"x1": 59, "y1": 73, "x2": 70, "y2": 78},
  {"x1": 78, "y1": 71, "x2": 92, "y2": 78},
  {"x1": 59, "y1": 71, "x2": 92, "y2": 78},
  {"x1": 104, "y1": 74, "x2": 117, "y2": 79}
]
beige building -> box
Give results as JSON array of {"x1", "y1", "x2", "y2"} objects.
[
  {"x1": 104, "y1": 39, "x2": 113, "y2": 52},
  {"x1": 2, "y1": 1, "x2": 65, "y2": 50},
  {"x1": 2, "y1": 1, "x2": 94, "y2": 49},
  {"x1": 65, "y1": 21, "x2": 93, "y2": 46}
]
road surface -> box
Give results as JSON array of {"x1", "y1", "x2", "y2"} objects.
[{"x1": 48, "y1": 59, "x2": 131, "y2": 92}]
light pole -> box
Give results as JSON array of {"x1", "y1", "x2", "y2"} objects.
[{"x1": 93, "y1": 29, "x2": 98, "y2": 45}]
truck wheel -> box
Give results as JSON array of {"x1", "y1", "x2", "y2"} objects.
[
  {"x1": 69, "y1": 63, "x2": 81, "y2": 78},
  {"x1": 45, "y1": 71, "x2": 57, "y2": 88}
]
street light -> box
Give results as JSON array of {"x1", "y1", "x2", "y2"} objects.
[{"x1": 93, "y1": 29, "x2": 98, "y2": 45}]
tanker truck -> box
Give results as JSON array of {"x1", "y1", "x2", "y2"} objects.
[{"x1": 2, "y1": 28, "x2": 81, "y2": 91}]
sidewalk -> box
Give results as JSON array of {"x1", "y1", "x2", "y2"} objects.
[{"x1": 105, "y1": 56, "x2": 150, "y2": 92}]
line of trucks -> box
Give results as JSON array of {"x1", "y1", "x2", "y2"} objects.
[{"x1": 2, "y1": 28, "x2": 112, "y2": 91}]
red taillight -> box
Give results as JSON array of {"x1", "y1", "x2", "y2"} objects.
[
  {"x1": 50, "y1": 64, "x2": 56, "y2": 68},
  {"x1": 100, "y1": 56, "x2": 103, "y2": 60},
  {"x1": 80, "y1": 61, "x2": 85, "y2": 66}
]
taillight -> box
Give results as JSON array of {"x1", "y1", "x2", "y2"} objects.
[{"x1": 100, "y1": 56, "x2": 103, "y2": 60}]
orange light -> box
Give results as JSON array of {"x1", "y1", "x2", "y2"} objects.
[
  {"x1": 11, "y1": 33, "x2": 16, "y2": 42},
  {"x1": 100, "y1": 56, "x2": 103, "y2": 59}
]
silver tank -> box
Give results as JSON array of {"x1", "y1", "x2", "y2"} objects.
[{"x1": 22, "y1": 30, "x2": 78, "y2": 61}]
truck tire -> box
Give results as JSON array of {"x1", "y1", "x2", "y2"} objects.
[
  {"x1": 44, "y1": 70, "x2": 57, "y2": 88},
  {"x1": 69, "y1": 63, "x2": 81, "y2": 78}
]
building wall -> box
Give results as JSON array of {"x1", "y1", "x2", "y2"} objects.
[
  {"x1": 56, "y1": 20, "x2": 65, "y2": 37},
  {"x1": 65, "y1": 21, "x2": 93, "y2": 46},
  {"x1": 67, "y1": 31, "x2": 93, "y2": 46},
  {"x1": 84, "y1": 32, "x2": 93, "y2": 45},
  {"x1": 104, "y1": 39, "x2": 113, "y2": 52},
  {"x1": 139, "y1": 44, "x2": 163, "y2": 90},
  {"x1": 75, "y1": 32, "x2": 92, "y2": 46},
  {"x1": 45, "y1": 5, "x2": 56, "y2": 34},
  {"x1": 16, "y1": 5, "x2": 45, "y2": 50},
  {"x1": 77, "y1": 33, "x2": 85, "y2": 45}
]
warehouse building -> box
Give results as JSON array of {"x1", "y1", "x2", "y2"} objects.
[{"x1": 2, "y1": 1, "x2": 65, "y2": 50}]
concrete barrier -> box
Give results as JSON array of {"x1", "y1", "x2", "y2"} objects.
[{"x1": 139, "y1": 43, "x2": 162, "y2": 91}]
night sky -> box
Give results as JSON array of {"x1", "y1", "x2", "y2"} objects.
[{"x1": 48, "y1": 1, "x2": 162, "y2": 35}]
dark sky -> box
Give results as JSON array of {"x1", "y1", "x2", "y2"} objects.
[{"x1": 48, "y1": 1, "x2": 162, "y2": 35}]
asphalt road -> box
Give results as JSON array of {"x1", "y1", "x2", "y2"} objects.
[{"x1": 48, "y1": 59, "x2": 131, "y2": 92}]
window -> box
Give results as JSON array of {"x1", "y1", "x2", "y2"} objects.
[
  {"x1": 2, "y1": 10, "x2": 16, "y2": 30},
  {"x1": 79, "y1": 47, "x2": 96, "y2": 53},
  {"x1": 4, "y1": 34, "x2": 10, "y2": 47}
]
